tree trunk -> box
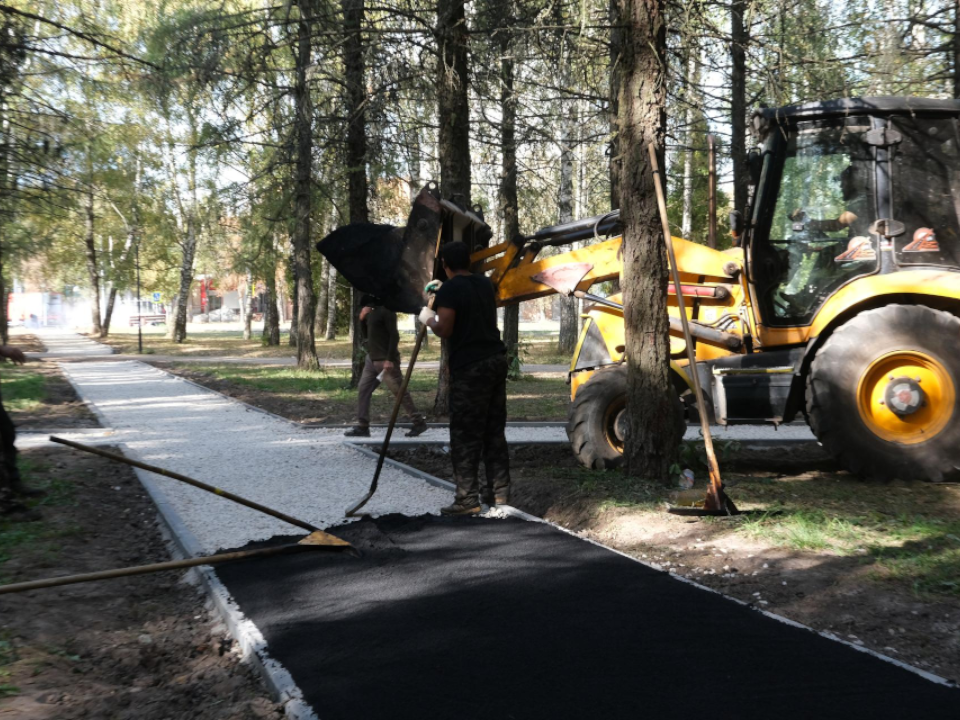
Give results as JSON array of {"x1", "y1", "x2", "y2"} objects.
[
  {"x1": 680, "y1": 42, "x2": 700, "y2": 240},
  {"x1": 608, "y1": 0, "x2": 623, "y2": 211},
  {"x1": 616, "y1": 0, "x2": 681, "y2": 482},
  {"x1": 325, "y1": 263, "x2": 337, "y2": 340},
  {"x1": 263, "y1": 270, "x2": 280, "y2": 345},
  {"x1": 288, "y1": 255, "x2": 299, "y2": 346},
  {"x1": 343, "y1": 0, "x2": 370, "y2": 387},
  {"x1": 557, "y1": 101, "x2": 578, "y2": 356},
  {"x1": 954, "y1": 0, "x2": 960, "y2": 98},
  {"x1": 730, "y1": 0, "x2": 748, "y2": 215},
  {"x1": 315, "y1": 258, "x2": 328, "y2": 337},
  {"x1": 291, "y1": 0, "x2": 319, "y2": 369},
  {"x1": 242, "y1": 272, "x2": 253, "y2": 340},
  {"x1": 102, "y1": 287, "x2": 118, "y2": 337},
  {"x1": 171, "y1": 214, "x2": 196, "y2": 343},
  {"x1": 499, "y1": 24, "x2": 520, "y2": 377},
  {"x1": 83, "y1": 187, "x2": 103, "y2": 336},
  {"x1": 434, "y1": 0, "x2": 471, "y2": 415}
]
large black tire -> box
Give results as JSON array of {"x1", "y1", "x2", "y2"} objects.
[
  {"x1": 806, "y1": 304, "x2": 960, "y2": 482},
  {"x1": 567, "y1": 365, "x2": 685, "y2": 470}
]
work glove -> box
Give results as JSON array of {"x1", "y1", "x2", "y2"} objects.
[
  {"x1": 424, "y1": 280, "x2": 442, "y2": 293},
  {"x1": 418, "y1": 306, "x2": 437, "y2": 326}
]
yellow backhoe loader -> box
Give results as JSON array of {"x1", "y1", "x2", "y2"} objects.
[{"x1": 457, "y1": 97, "x2": 960, "y2": 482}]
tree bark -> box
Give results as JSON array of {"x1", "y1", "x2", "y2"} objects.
[
  {"x1": 616, "y1": 0, "x2": 680, "y2": 482},
  {"x1": 242, "y1": 272, "x2": 253, "y2": 340},
  {"x1": 288, "y1": 253, "x2": 298, "y2": 346},
  {"x1": 434, "y1": 0, "x2": 471, "y2": 415},
  {"x1": 343, "y1": 0, "x2": 370, "y2": 387},
  {"x1": 680, "y1": 41, "x2": 699, "y2": 240},
  {"x1": 954, "y1": 0, "x2": 960, "y2": 98},
  {"x1": 557, "y1": 101, "x2": 578, "y2": 356},
  {"x1": 171, "y1": 213, "x2": 196, "y2": 343},
  {"x1": 730, "y1": 0, "x2": 748, "y2": 215},
  {"x1": 291, "y1": 0, "x2": 319, "y2": 369},
  {"x1": 262, "y1": 269, "x2": 281, "y2": 345},
  {"x1": 499, "y1": 23, "x2": 520, "y2": 377},
  {"x1": 315, "y1": 257, "x2": 328, "y2": 337},
  {"x1": 608, "y1": 0, "x2": 623, "y2": 211},
  {"x1": 325, "y1": 263, "x2": 337, "y2": 340},
  {"x1": 83, "y1": 186, "x2": 103, "y2": 336}
]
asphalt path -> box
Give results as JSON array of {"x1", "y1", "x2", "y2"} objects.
[{"x1": 216, "y1": 514, "x2": 960, "y2": 720}]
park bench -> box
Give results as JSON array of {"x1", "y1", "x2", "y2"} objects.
[{"x1": 129, "y1": 315, "x2": 165, "y2": 327}]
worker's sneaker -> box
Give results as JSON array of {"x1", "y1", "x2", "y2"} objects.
[
  {"x1": 344, "y1": 425, "x2": 370, "y2": 437},
  {"x1": 440, "y1": 501, "x2": 481, "y2": 516},
  {"x1": 405, "y1": 417, "x2": 428, "y2": 438}
]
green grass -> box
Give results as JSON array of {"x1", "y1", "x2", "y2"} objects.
[
  {"x1": 727, "y1": 474, "x2": 960, "y2": 598},
  {"x1": 101, "y1": 328, "x2": 572, "y2": 366},
  {"x1": 173, "y1": 364, "x2": 571, "y2": 421},
  {"x1": 0, "y1": 366, "x2": 46, "y2": 412}
]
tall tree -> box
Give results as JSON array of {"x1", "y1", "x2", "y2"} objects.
[
  {"x1": 343, "y1": 0, "x2": 369, "y2": 387},
  {"x1": 616, "y1": 0, "x2": 681, "y2": 481},
  {"x1": 433, "y1": 0, "x2": 472, "y2": 415},
  {"x1": 498, "y1": 16, "x2": 521, "y2": 377},
  {"x1": 291, "y1": 0, "x2": 320, "y2": 369}
]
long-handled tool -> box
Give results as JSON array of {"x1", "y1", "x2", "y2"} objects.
[
  {"x1": 50, "y1": 436, "x2": 333, "y2": 534},
  {"x1": 345, "y1": 294, "x2": 436, "y2": 517},
  {"x1": 648, "y1": 143, "x2": 738, "y2": 516},
  {"x1": 0, "y1": 532, "x2": 348, "y2": 596},
  {"x1": 0, "y1": 438, "x2": 356, "y2": 596}
]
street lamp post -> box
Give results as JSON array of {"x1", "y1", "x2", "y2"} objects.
[{"x1": 136, "y1": 243, "x2": 142, "y2": 355}]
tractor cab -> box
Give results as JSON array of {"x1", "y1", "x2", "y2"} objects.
[{"x1": 745, "y1": 98, "x2": 960, "y2": 333}]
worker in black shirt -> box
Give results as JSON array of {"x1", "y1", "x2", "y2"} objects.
[
  {"x1": 418, "y1": 242, "x2": 511, "y2": 515},
  {"x1": 346, "y1": 296, "x2": 427, "y2": 438}
]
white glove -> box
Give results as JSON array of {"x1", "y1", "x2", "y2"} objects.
[{"x1": 418, "y1": 307, "x2": 437, "y2": 326}]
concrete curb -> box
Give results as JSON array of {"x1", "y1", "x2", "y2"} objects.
[
  {"x1": 352, "y1": 442, "x2": 956, "y2": 690},
  {"x1": 53, "y1": 360, "x2": 320, "y2": 719}
]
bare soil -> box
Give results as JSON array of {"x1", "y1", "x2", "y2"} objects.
[
  {"x1": 390, "y1": 444, "x2": 960, "y2": 684},
  {"x1": 0, "y1": 349, "x2": 280, "y2": 719}
]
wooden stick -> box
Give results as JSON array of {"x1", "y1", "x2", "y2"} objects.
[
  {"x1": 648, "y1": 144, "x2": 733, "y2": 514},
  {"x1": 49, "y1": 437, "x2": 320, "y2": 532}
]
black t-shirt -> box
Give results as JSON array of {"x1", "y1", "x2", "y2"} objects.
[{"x1": 433, "y1": 274, "x2": 505, "y2": 371}]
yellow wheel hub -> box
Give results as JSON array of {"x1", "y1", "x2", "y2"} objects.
[{"x1": 857, "y1": 351, "x2": 956, "y2": 444}]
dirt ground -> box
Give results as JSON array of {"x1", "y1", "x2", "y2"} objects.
[
  {"x1": 390, "y1": 444, "x2": 960, "y2": 685},
  {"x1": 0, "y1": 359, "x2": 281, "y2": 718}
]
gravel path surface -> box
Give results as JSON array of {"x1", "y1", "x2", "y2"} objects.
[
  {"x1": 39, "y1": 329, "x2": 816, "y2": 554},
  {"x1": 35, "y1": 331, "x2": 450, "y2": 553}
]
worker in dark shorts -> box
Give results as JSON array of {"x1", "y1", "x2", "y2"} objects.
[
  {"x1": 346, "y1": 296, "x2": 427, "y2": 438},
  {"x1": 0, "y1": 344, "x2": 43, "y2": 521},
  {"x1": 418, "y1": 242, "x2": 510, "y2": 515}
]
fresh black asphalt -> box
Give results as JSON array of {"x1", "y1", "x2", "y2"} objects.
[{"x1": 215, "y1": 515, "x2": 959, "y2": 719}]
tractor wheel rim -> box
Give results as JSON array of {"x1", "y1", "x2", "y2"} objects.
[
  {"x1": 856, "y1": 350, "x2": 956, "y2": 445},
  {"x1": 604, "y1": 400, "x2": 626, "y2": 453}
]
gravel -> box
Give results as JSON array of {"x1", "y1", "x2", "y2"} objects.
[
  {"x1": 50, "y1": 342, "x2": 451, "y2": 553},
  {"x1": 44, "y1": 329, "x2": 816, "y2": 554}
]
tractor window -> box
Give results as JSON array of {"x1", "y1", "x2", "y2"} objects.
[
  {"x1": 761, "y1": 117, "x2": 877, "y2": 325},
  {"x1": 890, "y1": 117, "x2": 960, "y2": 269}
]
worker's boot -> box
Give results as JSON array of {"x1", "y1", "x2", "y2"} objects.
[
  {"x1": 440, "y1": 500, "x2": 481, "y2": 516},
  {"x1": 344, "y1": 425, "x2": 370, "y2": 437},
  {"x1": 405, "y1": 416, "x2": 428, "y2": 438}
]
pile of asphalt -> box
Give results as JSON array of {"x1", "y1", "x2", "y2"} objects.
[{"x1": 215, "y1": 515, "x2": 958, "y2": 720}]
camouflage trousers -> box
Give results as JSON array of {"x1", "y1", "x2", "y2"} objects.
[{"x1": 449, "y1": 353, "x2": 510, "y2": 506}]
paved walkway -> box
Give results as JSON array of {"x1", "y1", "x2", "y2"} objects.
[{"x1": 31, "y1": 329, "x2": 816, "y2": 554}]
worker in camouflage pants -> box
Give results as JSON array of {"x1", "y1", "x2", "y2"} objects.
[
  {"x1": 447, "y1": 353, "x2": 510, "y2": 510},
  {"x1": 419, "y1": 241, "x2": 511, "y2": 515}
]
